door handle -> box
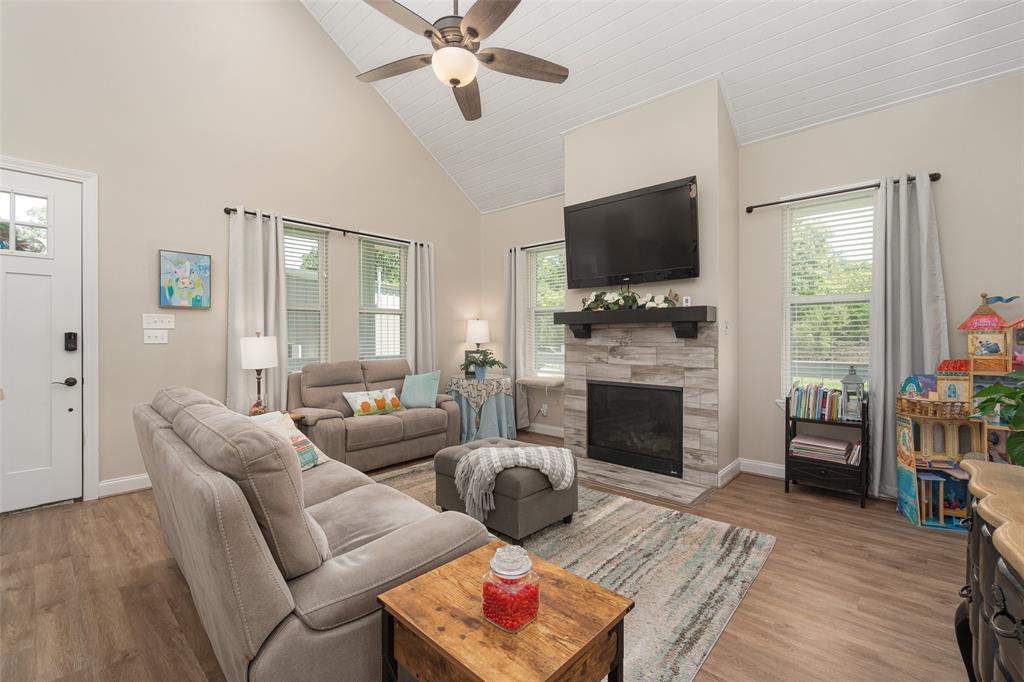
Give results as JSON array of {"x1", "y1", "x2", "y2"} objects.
[{"x1": 52, "y1": 377, "x2": 78, "y2": 387}]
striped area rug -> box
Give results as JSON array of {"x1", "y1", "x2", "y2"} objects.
[{"x1": 375, "y1": 462, "x2": 775, "y2": 681}]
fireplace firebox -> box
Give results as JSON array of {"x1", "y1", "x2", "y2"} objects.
[{"x1": 586, "y1": 380, "x2": 683, "y2": 477}]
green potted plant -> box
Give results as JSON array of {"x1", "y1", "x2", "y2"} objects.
[
  {"x1": 972, "y1": 369, "x2": 1024, "y2": 465},
  {"x1": 460, "y1": 349, "x2": 507, "y2": 380}
]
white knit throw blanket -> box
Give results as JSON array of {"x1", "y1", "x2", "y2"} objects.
[{"x1": 454, "y1": 446, "x2": 575, "y2": 522}]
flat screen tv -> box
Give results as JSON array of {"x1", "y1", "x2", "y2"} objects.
[{"x1": 563, "y1": 176, "x2": 698, "y2": 289}]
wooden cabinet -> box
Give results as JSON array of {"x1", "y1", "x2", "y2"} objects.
[{"x1": 958, "y1": 461, "x2": 1024, "y2": 682}]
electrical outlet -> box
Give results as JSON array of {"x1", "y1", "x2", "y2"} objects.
[
  {"x1": 142, "y1": 314, "x2": 175, "y2": 329},
  {"x1": 143, "y1": 329, "x2": 169, "y2": 344},
  {"x1": 540, "y1": 403, "x2": 548, "y2": 417},
  {"x1": 681, "y1": 296, "x2": 692, "y2": 307}
]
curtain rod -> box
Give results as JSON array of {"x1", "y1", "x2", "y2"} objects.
[
  {"x1": 516, "y1": 238, "x2": 565, "y2": 251},
  {"x1": 222, "y1": 207, "x2": 412, "y2": 245},
  {"x1": 744, "y1": 172, "x2": 941, "y2": 214}
]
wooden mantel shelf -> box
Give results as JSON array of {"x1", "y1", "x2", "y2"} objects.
[{"x1": 553, "y1": 306, "x2": 717, "y2": 339}]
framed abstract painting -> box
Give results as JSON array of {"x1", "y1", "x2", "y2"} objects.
[{"x1": 159, "y1": 250, "x2": 211, "y2": 309}]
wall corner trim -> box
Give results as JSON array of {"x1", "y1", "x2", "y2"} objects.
[
  {"x1": 739, "y1": 458, "x2": 785, "y2": 479},
  {"x1": 97, "y1": 473, "x2": 152, "y2": 498},
  {"x1": 525, "y1": 423, "x2": 565, "y2": 439}
]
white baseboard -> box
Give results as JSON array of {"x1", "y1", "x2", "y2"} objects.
[
  {"x1": 97, "y1": 473, "x2": 151, "y2": 498},
  {"x1": 526, "y1": 423, "x2": 565, "y2": 438},
  {"x1": 739, "y1": 458, "x2": 785, "y2": 479},
  {"x1": 717, "y1": 458, "x2": 741, "y2": 486}
]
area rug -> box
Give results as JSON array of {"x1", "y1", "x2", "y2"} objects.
[{"x1": 373, "y1": 462, "x2": 775, "y2": 682}]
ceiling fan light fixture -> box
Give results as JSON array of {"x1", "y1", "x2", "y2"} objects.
[{"x1": 431, "y1": 46, "x2": 478, "y2": 87}]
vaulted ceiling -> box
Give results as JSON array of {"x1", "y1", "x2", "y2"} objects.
[{"x1": 304, "y1": 0, "x2": 1024, "y2": 212}]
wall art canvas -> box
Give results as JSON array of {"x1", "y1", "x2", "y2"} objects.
[{"x1": 160, "y1": 250, "x2": 211, "y2": 309}]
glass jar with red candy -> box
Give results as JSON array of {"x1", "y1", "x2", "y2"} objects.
[{"x1": 482, "y1": 545, "x2": 540, "y2": 632}]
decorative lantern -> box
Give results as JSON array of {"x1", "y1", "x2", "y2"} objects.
[{"x1": 841, "y1": 366, "x2": 865, "y2": 423}]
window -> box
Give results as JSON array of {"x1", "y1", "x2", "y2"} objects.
[
  {"x1": 284, "y1": 225, "x2": 328, "y2": 372},
  {"x1": 0, "y1": 191, "x2": 49, "y2": 254},
  {"x1": 525, "y1": 244, "x2": 567, "y2": 376},
  {"x1": 782, "y1": 190, "x2": 875, "y2": 393},
  {"x1": 358, "y1": 238, "x2": 408, "y2": 360}
]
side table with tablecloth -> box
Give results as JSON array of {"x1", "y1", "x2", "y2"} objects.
[{"x1": 446, "y1": 376, "x2": 516, "y2": 442}]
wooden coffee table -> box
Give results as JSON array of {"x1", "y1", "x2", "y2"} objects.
[{"x1": 378, "y1": 540, "x2": 634, "y2": 682}]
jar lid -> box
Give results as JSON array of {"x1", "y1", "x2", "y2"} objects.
[{"x1": 490, "y1": 545, "x2": 532, "y2": 578}]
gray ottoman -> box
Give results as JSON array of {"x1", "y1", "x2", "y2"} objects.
[{"x1": 434, "y1": 438, "x2": 579, "y2": 541}]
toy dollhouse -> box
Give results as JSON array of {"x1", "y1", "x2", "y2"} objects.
[{"x1": 895, "y1": 293, "x2": 1022, "y2": 532}]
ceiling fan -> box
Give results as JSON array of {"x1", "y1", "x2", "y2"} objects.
[{"x1": 357, "y1": 0, "x2": 569, "y2": 121}]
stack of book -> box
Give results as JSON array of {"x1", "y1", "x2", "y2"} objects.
[
  {"x1": 788, "y1": 383, "x2": 849, "y2": 422},
  {"x1": 790, "y1": 434, "x2": 859, "y2": 464}
]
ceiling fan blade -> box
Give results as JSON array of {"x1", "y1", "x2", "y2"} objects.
[
  {"x1": 453, "y1": 80, "x2": 481, "y2": 121},
  {"x1": 460, "y1": 0, "x2": 520, "y2": 42},
  {"x1": 478, "y1": 48, "x2": 568, "y2": 84},
  {"x1": 364, "y1": 0, "x2": 442, "y2": 42},
  {"x1": 356, "y1": 54, "x2": 432, "y2": 82}
]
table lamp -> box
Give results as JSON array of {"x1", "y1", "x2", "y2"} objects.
[
  {"x1": 466, "y1": 319, "x2": 490, "y2": 350},
  {"x1": 240, "y1": 332, "x2": 278, "y2": 415}
]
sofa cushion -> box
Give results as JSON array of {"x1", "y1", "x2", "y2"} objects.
[
  {"x1": 302, "y1": 459, "x2": 374, "y2": 507},
  {"x1": 434, "y1": 439, "x2": 555, "y2": 499},
  {"x1": 172, "y1": 404, "x2": 331, "y2": 579},
  {"x1": 393, "y1": 408, "x2": 447, "y2": 440},
  {"x1": 362, "y1": 358, "x2": 411, "y2": 393},
  {"x1": 344, "y1": 415, "x2": 403, "y2": 451},
  {"x1": 301, "y1": 361, "x2": 365, "y2": 417},
  {"x1": 399, "y1": 370, "x2": 441, "y2": 408},
  {"x1": 306, "y1": 484, "x2": 435, "y2": 556},
  {"x1": 152, "y1": 386, "x2": 223, "y2": 423},
  {"x1": 286, "y1": 511, "x2": 489, "y2": 630}
]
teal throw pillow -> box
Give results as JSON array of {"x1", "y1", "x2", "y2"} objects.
[{"x1": 400, "y1": 370, "x2": 441, "y2": 409}]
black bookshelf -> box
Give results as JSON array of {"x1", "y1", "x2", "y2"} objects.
[{"x1": 785, "y1": 395, "x2": 870, "y2": 508}]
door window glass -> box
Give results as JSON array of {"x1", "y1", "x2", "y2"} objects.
[{"x1": 1, "y1": 192, "x2": 49, "y2": 254}]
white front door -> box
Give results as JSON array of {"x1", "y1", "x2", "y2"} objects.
[{"x1": 0, "y1": 170, "x2": 83, "y2": 512}]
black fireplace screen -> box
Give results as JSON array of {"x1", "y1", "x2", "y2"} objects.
[{"x1": 587, "y1": 380, "x2": 683, "y2": 477}]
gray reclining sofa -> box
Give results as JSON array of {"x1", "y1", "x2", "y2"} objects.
[{"x1": 133, "y1": 386, "x2": 489, "y2": 682}]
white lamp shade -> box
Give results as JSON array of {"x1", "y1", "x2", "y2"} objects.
[
  {"x1": 466, "y1": 319, "x2": 490, "y2": 345},
  {"x1": 432, "y1": 46, "x2": 479, "y2": 87},
  {"x1": 240, "y1": 335, "x2": 279, "y2": 370}
]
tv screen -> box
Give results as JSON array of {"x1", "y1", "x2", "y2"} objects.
[{"x1": 564, "y1": 177, "x2": 698, "y2": 289}]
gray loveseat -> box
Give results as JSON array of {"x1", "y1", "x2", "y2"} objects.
[
  {"x1": 133, "y1": 387, "x2": 489, "y2": 682},
  {"x1": 287, "y1": 359, "x2": 458, "y2": 472}
]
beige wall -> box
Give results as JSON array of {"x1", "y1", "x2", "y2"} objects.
[
  {"x1": 563, "y1": 80, "x2": 726, "y2": 311},
  {"x1": 478, "y1": 195, "x2": 566, "y2": 432},
  {"x1": 1, "y1": 0, "x2": 482, "y2": 481},
  {"x1": 562, "y1": 79, "x2": 740, "y2": 467},
  {"x1": 480, "y1": 80, "x2": 742, "y2": 454},
  {"x1": 738, "y1": 73, "x2": 1024, "y2": 467}
]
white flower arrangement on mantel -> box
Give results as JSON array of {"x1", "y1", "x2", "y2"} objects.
[{"x1": 581, "y1": 289, "x2": 681, "y2": 312}]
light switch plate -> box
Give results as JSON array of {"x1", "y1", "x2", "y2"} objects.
[
  {"x1": 142, "y1": 313, "x2": 175, "y2": 329},
  {"x1": 143, "y1": 329, "x2": 169, "y2": 344}
]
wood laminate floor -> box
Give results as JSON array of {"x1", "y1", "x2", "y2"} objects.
[{"x1": 0, "y1": 433, "x2": 966, "y2": 681}]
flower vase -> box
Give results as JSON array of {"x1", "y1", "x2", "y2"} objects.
[{"x1": 476, "y1": 366, "x2": 488, "y2": 380}]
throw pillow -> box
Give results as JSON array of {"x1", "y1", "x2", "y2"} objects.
[
  {"x1": 342, "y1": 387, "x2": 405, "y2": 417},
  {"x1": 400, "y1": 370, "x2": 441, "y2": 409},
  {"x1": 251, "y1": 411, "x2": 329, "y2": 471}
]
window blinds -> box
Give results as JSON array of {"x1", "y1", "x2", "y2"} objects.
[
  {"x1": 781, "y1": 190, "x2": 875, "y2": 393},
  {"x1": 526, "y1": 245, "x2": 567, "y2": 376},
  {"x1": 358, "y1": 238, "x2": 408, "y2": 360},
  {"x1": 284, "y1": 225, "x2": 329, "y2": 372}
]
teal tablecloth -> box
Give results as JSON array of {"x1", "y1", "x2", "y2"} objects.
[{"x1": 447, "y1": 376, "x2": 517, "y2": 443}]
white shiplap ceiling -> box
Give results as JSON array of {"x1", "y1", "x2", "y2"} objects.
[{"x1": 304, "y1": 0, "x2": 1024, "y2": 212}]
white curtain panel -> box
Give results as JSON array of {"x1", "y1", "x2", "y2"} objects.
[
  {"x1": 406, "y1": 241, "x2": 437, "y2": 373},
  {"x1": 868, "y1": 175, "x2": 949, "y2": 498},
  {"x1": 226, "y1": 207, "x2": 288, "y2": 413},
  {"x1": 504, "y1": 248, "x2": 530, "y2": 429}
]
